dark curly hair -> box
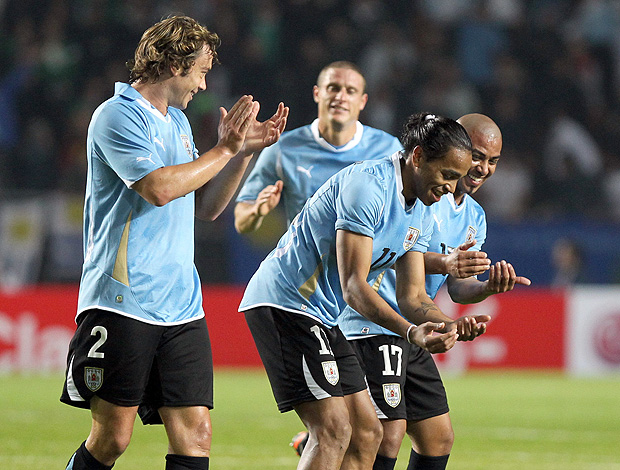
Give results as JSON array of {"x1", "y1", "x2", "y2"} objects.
[
  {"x1": 127, "y1": 16, "x2": 221, "y2": 84},
  {"x1": 401, "y1": 112, "x2": 472, "y2": 161}
]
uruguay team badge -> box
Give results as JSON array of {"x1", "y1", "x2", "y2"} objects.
[
  {"x1": 403, "y1": 227, "x2": 420, "y2": 251},
  {"x1": 383, "y1": 383, "x2": 401, "y2": 408},
  {"x1": 180, "y1": 134, "x2": 193, "y2": 158},
  {"x1": 85, "y1": 367, "x2": 104, "y2": 392},
  {"x1": 322, "y1": 361, "x2": 339, "y2": 385},
  {"x1": 466, "y1": 225, "x2": 477, "y2": 243}
]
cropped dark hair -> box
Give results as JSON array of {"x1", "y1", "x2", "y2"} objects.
[
  {"x1": 400, "y1": 112, "x2": 472, "y2": 161},
  {"x1": 127, "y1": 16, "x2": 221, "y2": 83}
]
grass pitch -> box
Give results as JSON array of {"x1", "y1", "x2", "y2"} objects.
[{"x1": 1, "y1": 369, "x2": 619, "y2": 469}]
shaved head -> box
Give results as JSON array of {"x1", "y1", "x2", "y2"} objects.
[
  {"x1": 454, "y1": 113, "x2": 503, "y2": 200},
  {"x1": 457, "y1": 114, "x2": 502, "y2": 151}
]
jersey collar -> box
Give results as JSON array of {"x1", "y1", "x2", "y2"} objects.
[
  {"x1": 114, "y1": 82, "x2": 171, "y2": 123},
  {"x1": 310, "y1": 119, "x2": 364, "y2": 152}
]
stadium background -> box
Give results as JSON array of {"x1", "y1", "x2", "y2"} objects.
[
  {"x1": 1, "y1": 2, "x2": 619, "y2": 469},
  {"x1": 1, "y1": 0, "x2": 620, "y2": 374}
]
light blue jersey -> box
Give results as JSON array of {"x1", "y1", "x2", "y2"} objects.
[
  {"x1": 239, "y1": 153, "x2": 434, "y2": 328},
  {"x1": 236, "y1": 119, "x2": 402, "y2": 223},
  {"x1": 77, "y1": 82, "x2": 204, "y2": 325},
  {"x1": 339, "y1": 192, "x2": 487, "y2": 338}
]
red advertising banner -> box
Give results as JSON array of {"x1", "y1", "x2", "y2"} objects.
[
  {"x1": 0, "y1": 284, "x2": 583, "y2": 374},
  {"x1": 432, "y1": 288, "x2": 566, "y2": 372}
]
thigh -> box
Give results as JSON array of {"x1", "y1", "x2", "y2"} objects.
[
  {"x1": 404, "y1": 345, "x2": 449, "y2": 421},
  {"x1": 245, "y1": 307, "x2": 366, "y2": 413},
  {"x1": 61, "y1": 310, "x2": 161, "y2": 409},
  {"x1": 350, "y1": 335, "x2": 409, "y2": 420},
  {"x1": 139, "y1": 318, "x2": 213, "y2": 425}
]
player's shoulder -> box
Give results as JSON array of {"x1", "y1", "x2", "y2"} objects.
[
  {"x1": 361, "y1": 125, "x2": 401, "y2": 143},
  {"x1": 278, "y1": 123, "x2": 313, "y2": 144}
]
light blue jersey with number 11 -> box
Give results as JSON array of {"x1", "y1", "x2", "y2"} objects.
[{"x1": 239, "y1": 152, "x2": 434, "y2": 328}]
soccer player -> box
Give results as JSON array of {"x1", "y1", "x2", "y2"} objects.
[
  {"x1": 60, "y1": 16, "x2": 288, "y2": 470},
  {"x1": 239, "y1": 113, "x2": 482, "y2": 470},
  {"x1": 234, "y1": 61, "x2": 402, "y2": 233},
  {"x1": 338, "y1": 113, "x2": 532, "y2": 470}
]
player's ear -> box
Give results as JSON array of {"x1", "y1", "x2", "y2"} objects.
[
  {"x1": 359, "y1": 93, "x2": 368, "y2": 111},
  {"x1": 411, "y1": 145, "x2": 424, "y2": 168},
  {"x1": 313, "y1": 85, "x2": 320, "y2": 103}
]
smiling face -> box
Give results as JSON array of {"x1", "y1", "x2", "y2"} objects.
[
  {"x1": 168, "y1": 45, "x2": 213, "y2": 110},
  {"x1": 407, "y1": 146, "x2": 472, "y2": 206},
  {"x1": 456, "y1": 117, "x2": 502, "y2": 199},
  {"x1": 313, "y1": 67, "x2": 368, "y2": 132}
]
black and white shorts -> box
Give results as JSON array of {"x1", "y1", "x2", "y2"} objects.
[
  {"x1": 244, "y1": 306, "x2": 367, "y2": 413},
  {"x1": 350, "y1": 335, "x2": 449, "y2": 421},
  {"x1": 60, "y1": 309, "x2": 213, "y2": 425}
]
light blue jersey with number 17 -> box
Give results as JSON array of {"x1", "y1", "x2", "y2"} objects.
[{"x1": 239, "y1": 152, "x2": 434, "y2": 328}]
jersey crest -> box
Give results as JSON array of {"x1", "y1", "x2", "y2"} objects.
[
  {"x1": 180, "y1": 134, "x2": 193, "y2": 158},
  {"x1": 383, "y1": 383, "x2": 402, "y2": 407},
  {"x1": 466, "y1": 225, "x2": 477, "y2": 243},
  {"x1": 322, "y1": 360, "x2": 339, "y2": 385},
  {"x1": 85, "y1": 367, "x2": 104, "y2": 392},
  {"x1": 403, "y1": 226, "x2": 420, "y2": 251}
]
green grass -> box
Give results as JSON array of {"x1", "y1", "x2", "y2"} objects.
[{"x1": 1, "y1": 369, "x2": 619, "y2": 469}]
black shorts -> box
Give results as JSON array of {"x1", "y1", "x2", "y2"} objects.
[
  {"x1": 245, "y1": 306, "x2": 367, "y2": 413},
  {"x1": 60, "y1": 309, "x2": 213, "y2": 425},
  {"x1": 350, "y1": 336, "x2": 448, "y2": 421}
]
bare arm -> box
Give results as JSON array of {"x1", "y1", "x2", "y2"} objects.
[
  {"x1": 234, "y1": 180, "x2": 283, "y2": 233},
  {"x1": 196, "y1": 102, "x2": 288, "y2": 220},
  {"x1": 396, "y1": 250, "x2": 491, "y2": 341},
  {"x1": 336, "y1": 230, "x2": 457, "y2": 353},
  {"x1": 424, "y1": 239, "x2": 490, "y2": 277},
  {"x1": 447, "y1": 259, "x2": 532, "y2": 304},
  {"x1": 132, "y1": 95, "x2": 257, "y2": 207}
]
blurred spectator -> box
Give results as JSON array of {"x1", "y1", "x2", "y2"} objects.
[
  {"x1": 551, "y1": 238, "x2": 587, "y2": 287},
  {"x1": 2, "y1": 0, "x2": 620, "y2": 284}
]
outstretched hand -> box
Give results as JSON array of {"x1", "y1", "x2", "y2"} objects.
[
  {"x1": 448, "y1": 314, "x2": 491, "y2": 341},
  {"x1": 216, "y1": 95, "x2": 259, "y2": 156},
  {"x1": 241, "y1": 102, "x2": 289, "y2": 155},
  {"x1": 409, "y1": 322, "x2": 459, "y2": 354},
  {"x1": 446, "y1": 240, "x2": 491, "y2": 278},
  {"x1": 255, "y1": 180, "x2": 284, "y2": 216},
  {"x1": 485, "y1": 260, "x2": 532, "y2": 295}
]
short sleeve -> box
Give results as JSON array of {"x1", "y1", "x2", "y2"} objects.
[
  {"x1": 334, "y1": 171, "x2": 384, "y2": 238},
  {"x1": 236, "y1": 143, "x2": 281, "y2": 202},
  {"x1": 91, "y1": 103, "x2": 164, "y2": 186}
]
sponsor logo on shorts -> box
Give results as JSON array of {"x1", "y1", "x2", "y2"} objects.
[
  {"x1": 403, "y1": 227, "x2": 420, "y2": 251},
  {"x1": 85, "y1": 367, "x2": 104, "y2": 392},
  {"x1": 383, "y1": 383, "x2": 401, "y2": 408},
  {"x1": 322, "y1": 361, "x2": 339, "y2": 385}
]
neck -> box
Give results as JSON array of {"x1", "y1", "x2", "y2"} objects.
[
  {"x1": 132, "y1": 81, "x2": 169, "y2": 115},
  {"x1": 318, "y1": 119, "x2": 357, "y2": 147},
  {"x1": 453, "y1": 191, "x2": 466, "y2": 206}
]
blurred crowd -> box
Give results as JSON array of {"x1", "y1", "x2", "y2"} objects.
[
  {"x1": 2, "y1": 0, "x2": 620, "y2": 221},
  {"x1": 2, "y1": 0, "x2": 620, "y2": 285}
]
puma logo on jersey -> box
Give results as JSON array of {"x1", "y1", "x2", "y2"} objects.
[
  {"x1": 137, "y1": 154, "x2": 155, "y2": 164},
  {"x1": 296, "y1": 165, "x2": 314, "y2": 178},
  {"x1": 153, "y1": 136, "x2": 166, "y2": 151},
  {"x1": 433, "y1": 214, "x2": 443, "y2": 232}
]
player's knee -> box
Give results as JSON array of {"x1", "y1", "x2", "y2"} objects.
[
  {"x1": 379, "y1": 429, "x2": 404, "y2": 456},
  {"x1": 407, "y1": 424, "x2": 454, "y2": 456},
  {"x1": 350, "y1": 417, "x2": 383, "y2": 454},
  {"x1": 89, "y1": 431, "x2": 132, "y2": 463},
  {"x1": 314, "y1": 417, "x2": 352, "y2": 452},
  {"x1": 193, "y1": 418, "x2": 213, "y2": 453}
]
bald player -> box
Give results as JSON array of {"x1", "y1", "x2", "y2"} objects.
[{"x1": 337, "y1": 113, "x2": 531, "y2": 470}]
